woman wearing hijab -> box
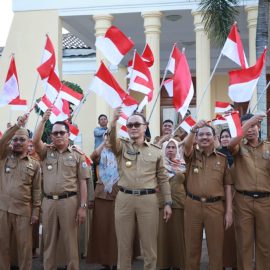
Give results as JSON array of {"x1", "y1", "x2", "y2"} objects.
[{"x1": 157, "y1": 138, "x2": 186, "y2": 270}]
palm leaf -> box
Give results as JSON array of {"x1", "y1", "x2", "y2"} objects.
[{"x1": 199, "y1": 0, "x2": 239, "y2": 46}]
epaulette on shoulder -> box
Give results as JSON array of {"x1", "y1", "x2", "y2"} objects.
[
  {"x1": 264, "y1": 141, "x2": 270, "y2": 144},
  {"x1": 71, "y1": 145, "x2": 84, "y2": 155},
  {"x1": 120, "y1": 137, "x2": 130, "y2": 142},
  {"x1": 150, "y1": 143, "x2": 162, "y2": 149}
]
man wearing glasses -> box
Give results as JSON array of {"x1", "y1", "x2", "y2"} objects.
[
  {"x1": 33, "y1": 109, "x2": 90, "y2": 270},
  {"x1": 109, "y1": 107, "x2": 172, "y2": 270},
  {"x1": 0, "y1": 114, "x2": 41, "y2": 270}
]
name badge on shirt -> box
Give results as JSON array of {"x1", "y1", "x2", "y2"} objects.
[{"x1": 263, "y1": 150, "x2": 270, "y2": 159}]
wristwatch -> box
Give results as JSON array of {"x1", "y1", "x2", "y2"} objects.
[
  {"x1": 164, "y1": 201, "x2": 173, "y2": 207},
  {"x1": 80, "y1": 203, "x2": 87, "y2": 209}
]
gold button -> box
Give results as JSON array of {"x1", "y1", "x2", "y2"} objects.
[
  {"x1": 47, "y1": 165, "x2": 53, "y2": 170},
  {"x1": 125, "y1": 161, "x2": 132, "y2": 168},
  {"x1": 194, "y1": 168, "x2": 199, "y2": 173}
]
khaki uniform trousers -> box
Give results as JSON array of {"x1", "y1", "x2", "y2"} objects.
[
  {"x1": 0, "y1": 210, "x2": 32, "y2": 270},
  {"x1": 234, "y1": 192, "x2": 270, "y2": 270},
  {"x1": 184, "y1": 197, "x2": 225, "y2": 270},
  {"x1": 42, "y1": 195, "x2": 79, "y2": 270},
  {"x1": 115, "y1": 191, "x2": 159, "y2": 270}
]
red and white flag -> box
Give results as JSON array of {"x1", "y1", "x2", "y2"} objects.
[
  {"x1": 215, "y1": 101, "x2": 233, "y2": 113},
  {"x1": 163, "y1": 78, "x2": 173, "y2": 97},
  {"x1": 180, "y1": 116, "x2": 196, "y2": 134},
  {"x1": 36, "y1": 95, "x2": 61, "y2": 118},
  {"x1": 222, "y1": 23, "x2": 248, "y2": 69},
  {"x1": 89, "y1": 62, "x2": 138, "y2": 110},
  {"x1": 50, "y1": 98, "x2": 70, "y2": 123},
  {"x1": 9, "y1": 97, "x2": 28, "y2": 111},
  {"x1": 172, "y1": 50, "x2": 194, "y2": 117},
  {"x1": 211, "y1": 114, "x2": 227, "y2": 126},
  {"x1": 37, "y1": 35, "x2": 56, "y2": 79},
  {"x1": 118, "y1": 125, "x2": 129, "y2": 139},
  {"x1": 228, "y1": 48, "x2": 267, "y2": 102},
  {"x1": 67, "y1": 122, "x2": 79, "y2": 141},
  {"x1": 129, "y1": 52, "x2": 154, "y2": 96},
  {"x1": 166, "y1": 44, "x2": 181, "y2": 74},
  {"x1": 141, "y1": 44, "x2": 154, "y2": 67},
  {"x1": 0, "y1": 56, "x2": 20, "y2": 107},
  {"x1": 224, "y1": 111, "x2": 242, "y2": 138},
  {"x1": 95, "y1": 26, "x2": 134, "y2": 65},
  {"x1": 58, "y1": 84, "x2": 83, "y2": 106},
  {"x1": 84, "y1": 155, "x2": 93, "y2": 166}
]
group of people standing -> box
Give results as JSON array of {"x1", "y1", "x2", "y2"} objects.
[{"x1": 0, "y1": 106, "x2": 269, "y2": 270}]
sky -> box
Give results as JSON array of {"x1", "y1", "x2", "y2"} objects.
[{"x1": 0, "y1": 0, "x2": 13, "y2": 46}]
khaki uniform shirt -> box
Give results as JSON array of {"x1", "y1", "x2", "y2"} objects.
[
  {"x1": 158, "y1": 172, "x2": 186, "y2": 209},
  {"x1": 0, "y1": 125, "x2": 41, "y2": 217},
  {"x1": 38, "y1": 145, "x2": 91, "y2": 196},
  {"x1": 110, "y1": 126, "x2": 172, "y2": 202},
  {"x1": 185, "y1": 148, "x2": 232, "y2": 197},
  {"x1": 230, "y1": 140, "x2": 270, "y2": 192}
]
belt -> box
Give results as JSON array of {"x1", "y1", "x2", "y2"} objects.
[
  {"x1": 187, "y1": 192, "x2": 221, "y2": 203},
  {"x1": 45, "y1": 191, "x2": 77, "y2": 200},
  {"x1": 236, "y1": 190, "x2": 270, "y2": 199},
  {"x1": 119, "y1": 187, "x2": 156, "y2": 196}
]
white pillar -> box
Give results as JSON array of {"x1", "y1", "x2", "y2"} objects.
[
  {"x1": 192, "y1": 10, "x2": 211, "y2": 120},
  {"x1": 141, "y1": 11, "x2": 162, "y2": 138}
]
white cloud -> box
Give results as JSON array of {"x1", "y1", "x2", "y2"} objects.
[{"x1": 0, "y1": 0, "x2": 13, "y2": 46}]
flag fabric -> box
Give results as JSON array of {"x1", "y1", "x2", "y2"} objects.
[
  {"x1": 84, "y1": 155, "x2": 93, "y2": 166},
  {"x1": 215, "y1": 101, "x2": 233, "y2": 113},
  {"x1": 89, "y1": 62, "x2": 138, "y2": 109},
  {"x1": 228, "y1": 48, "x2": 267, "y2": 102},
  {"x1": 211, "y1": 114, "x2": 227, "y2": 126},
  {"x1": 67, "y1": 122, "x2": 79, "y2": 141},
  {"x1": 167, "y1": 44, "x2": 181, "y2": 74},
  {"x1": 36, "y1": 95, "x2": 61, "y2": 117},
  {"x1": 58, "y1": 84, "x2": 83, "y2": 106},
  {"x1": 180, "y1": 116, "x2": 196, "y2": 134},
  {"x1": 224, "y1": 111, "x2": 243, "y2": 137},
  {"x1": 163, "y1": 78, "x2": 173, "y2": 97},
  {"x1": 50, "y1": 98, "x2": 70, "y2": 123},
  {"x1": 222, "y1": 23, "x2": 248, "y2": 69},
  {"x1": 9, "y1": 97, "x2": 28, "y2": 111},
  {"x1": 141, "y1": 44, "x2": 154, "y2": 67},
  {"x1": 95, "y1": 26, "x2": 134, "y2": 65},
  {"x1": 37, "y1": 35, "x2": 56, "y2": 79},
  {"x1": 0, "y1": 56, "x2": 20, "y2": 107},
  {"x1": 118, "y1": 125, "x2": 129, "y2": 139},
  {"x1": 129, "y1": 52, "x2": 154, "y2": 96},
  {"x1": 172, "y1": 51, "x2": 194, "y2": 117}
]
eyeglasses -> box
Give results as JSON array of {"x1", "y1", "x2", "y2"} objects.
[
  {"x1": 51, "y1": 131, "x2": 67, "y2": 137},
  {"x1": 166, "y1": 146, "x2": 176, "y2": 149},
  {"x1": 12, "y1": 137, "x2": 27, "y2": 143},
  {"x1": 126, "y1": 122, "x2": 146, "y2": 129}
]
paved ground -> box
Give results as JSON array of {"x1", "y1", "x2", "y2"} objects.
[{"x1": 31, "y1": 240, "x2": 209, "y2": 269}]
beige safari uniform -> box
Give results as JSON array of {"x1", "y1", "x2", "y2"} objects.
[
  {"x1": 184, "y1": 148, "x2": 232, "y2": 270},
  {"x1": 0, "y1": 125, "x2": 41, "y2": 270},
  {"x1": 37, "y1": 145, "x2": 91, "y2": 270},
  {"x1": 230, "y1": 140, "x2": 270, "y2": 270},
  {"x1": 110, "y1": 126, "x2": 171, "y2": 270}
]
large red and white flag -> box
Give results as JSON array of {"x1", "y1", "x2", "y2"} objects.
[
  {"x1": 95, "y1": 26, "x2": 134, "y2": 65},
  {"x1": 9, "y1": 97, "x2": 28, "y2": 111},
  {"x1": 129, "y1": 52, "x2": 154, "y2": 96},
  {"x1": 173, "y1": 51, "x2": 194, "y2": 117},
  {"x1": 180, "y1": 116, "x2": 196, "y2": 134},
  {"x1": 228, "y1": 48, "x2": 267, "y2": 102},
  {"x1": 222, "y1": 23, "x2": 248, "y2": 69},
  {"x1": 67, "y1": 122, "x2": 79, "y2": 141},
  {"x1": 224, "y1": 111, "x2": 242, "y2": 137},
  {"x1": 215, "y1": 101, "x2": 233, "y2": 113},
  {"x1": 89, "y1": 62, "x2": 138, "y2": 110},
  {"x1": 0, "y1": 56, "x2": 20, "y2": 107},
  {"x1": 50, "y1": 98, "x2": 70, "y2": 123},
  {"x1": 37, "y1": 35, "x2": 56, "y2": 79}
]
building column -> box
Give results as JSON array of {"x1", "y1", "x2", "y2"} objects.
[
  {"x1": 192, "y1": 10, "x2": 211, "y2": 120},
  {"x1": 93, "y1": 14, "x2": 113, "y2": 119},
  {"x1": 141, "y1": 11, "x2": 162, "y2": 138},
  {"x1": 245, "y1": 5, "x2": 258, "y2": 110}
]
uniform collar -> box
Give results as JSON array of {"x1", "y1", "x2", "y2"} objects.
[
  {"x1": 196, "y1": 147, "x2": 217, "y2": 157},
  {"x1": 130, "y1": 139, "x2": 150, "y2": 147}
]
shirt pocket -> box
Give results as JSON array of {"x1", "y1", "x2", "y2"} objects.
[
  {"x1": 63, "y1": 156, "x2": 77, "y2": 167},
  {"x1": 22, "y1": 167, "x2": 35, "y2": 184},
  {"x1": 211, "y1": 163, "x2": 224, "y2": 182}
]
